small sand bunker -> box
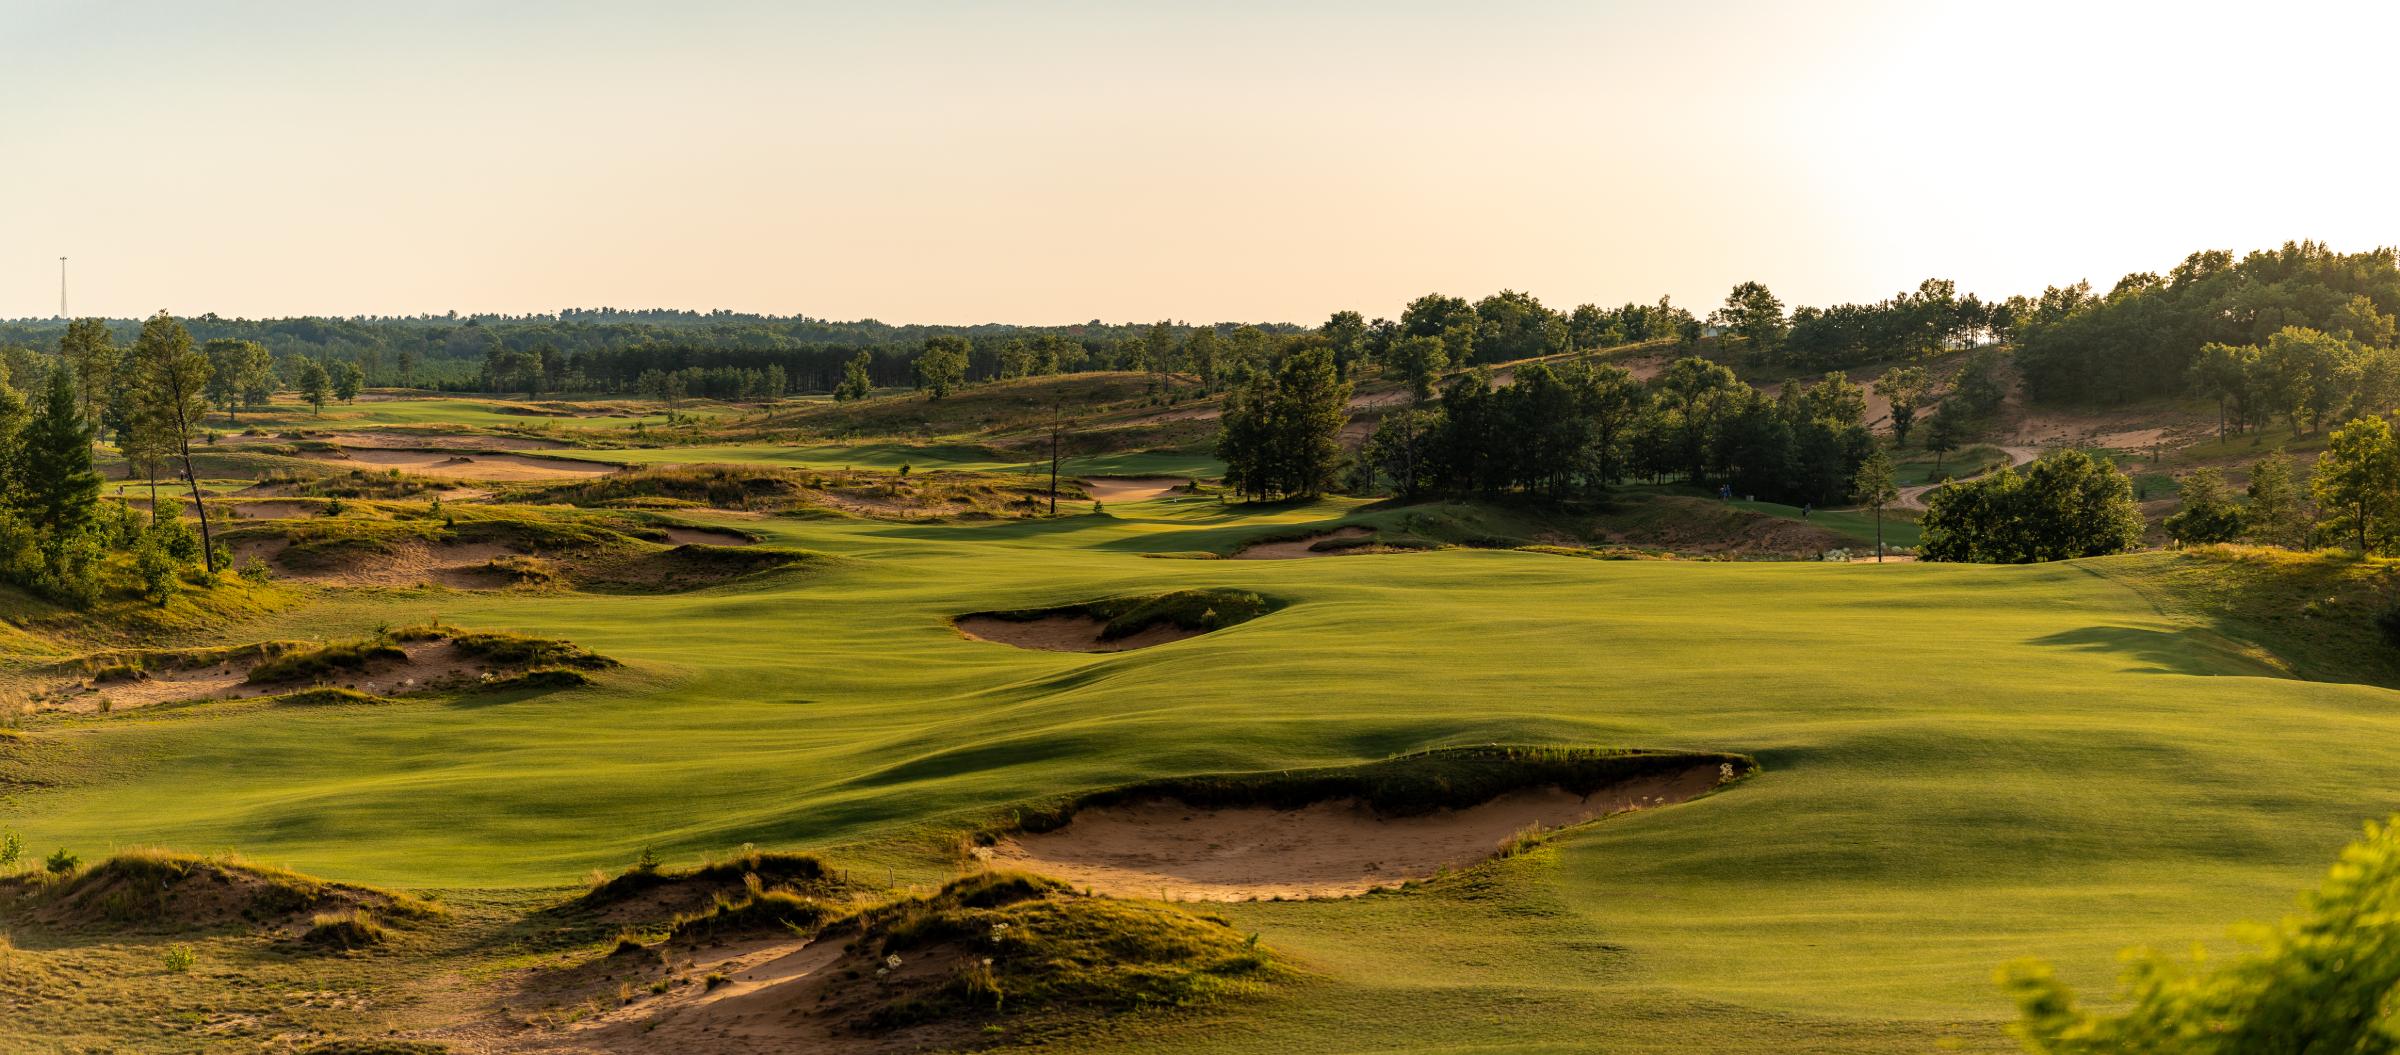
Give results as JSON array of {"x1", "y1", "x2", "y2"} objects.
[
  {"x1": 955, "y1": 614, "x2": 1200, "y2": 653},
  {"x1": 988, "y1": 763, "x2": 1727, "y2": 901},
  {"x1": 660, "y1": 525, "x2": 757, "y2": 547},
  {"x1": 1234, "y1": 525, "x2": 1374, "y2": 560},
  {"x1": 953, "y1": 589, "x2": 1279, "y2": 654},
  {"x1": 1083, "y1": 477, "x2": 1188, "y2": 504}
]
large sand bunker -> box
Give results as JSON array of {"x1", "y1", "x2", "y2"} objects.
[
  {"x1": 988, "y1": 760, "x2": 1732, "y2": 901},
  {"x1": 1083, "y1": 477, "x2": 1188, "y2": 503},
  {"x1": 1234, "y1": 526, "x2": 1374, "y2": 559}
]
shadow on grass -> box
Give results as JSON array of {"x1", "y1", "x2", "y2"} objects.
[{"x1": 2029, "y1": 624, "x2": 2284, "y2": 679}]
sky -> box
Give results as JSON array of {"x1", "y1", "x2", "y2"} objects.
[{"x1": 5, "y1": 0, "x2": 2399, "y2": 324}]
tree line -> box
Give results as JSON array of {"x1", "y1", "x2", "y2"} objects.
[{"x1": 0, "y1": 314, "x2": 231, "y2": 607}]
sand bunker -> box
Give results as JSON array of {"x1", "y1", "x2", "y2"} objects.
[
  {"x1": 954, "y1": 614, "x2": 1200, "y2": 653},
  {"x1": 660, "y1": 525, "x2": 757, "y2": 547},
  {"x1": 300, "y1": 447, "x2": 617, "y2": 480},
  {"x1": 1083, "y1": 477, "x2": 1188, "y2": 504},
  {"x1": 41, "y1": 640, "x2": 489, "y2": 715},
  {"x1": 232, "y1": 538, "x2": 523, "y2": 588},
  {"x1": 1234, "y1": 526, "x2": 1374, "y2": 559},
  {"x1": 987, "y1": 763, "x2": 1726, "y2": 901}
]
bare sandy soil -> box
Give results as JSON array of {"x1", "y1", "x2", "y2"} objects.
[
  {"x1": 1082, "y1": 477, "x2": 1187, "y2": 504},
  {"x1": 987, "y1": 764, "x2": 1726, "y2": 901},
  {"x1": 1233, "y1": 526, "x2": 1374, "y2": 560},
  {"x1": 42, "y1": 642, "x2": 485, "y2": 715},
  {"x1": 953, "y1": 614, "x2": 1200, "y2": 653},
  {"x1": 299, "y1": 448, "x2": 617, "y2": 480}
]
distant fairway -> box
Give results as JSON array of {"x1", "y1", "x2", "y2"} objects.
[{"x1": 10, "y1": 481, "x2": 2395, "y2": 1051}]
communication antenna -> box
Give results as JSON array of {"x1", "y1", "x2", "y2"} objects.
[{"x1": 58, "y1": 257, "x2": 67, "y2": 319}]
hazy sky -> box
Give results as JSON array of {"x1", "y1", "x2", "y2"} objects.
[{"x1": 7, "y1": 1, "x2": 2398, "y2": 324}]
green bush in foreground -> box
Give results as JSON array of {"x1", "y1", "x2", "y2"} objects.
[{"x1": 1999, "y1": 816, "x2": 2400, "y2": 1052}]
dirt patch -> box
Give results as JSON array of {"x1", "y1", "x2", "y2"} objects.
[
  {"x1": 1233, "y1": 526, "x2": 1374, "y2": 559},
  {"x1": 988, "y1": 763, "x2": 1725, "y2": 901},
  {"x1": 954, "y1": 614, "x2": 1199, "y2": 653},
  {"x1": 299, "y1": 447, "x2": 617, "y2": 480},
  {"x1": 1082, "y1": 477, "x2": 1188, "y2": 504}
]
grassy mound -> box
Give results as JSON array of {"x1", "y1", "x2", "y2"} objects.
[
  {"x1": 576, "y1": 850, "x2": 857, "y2": 926},
  {"x1": 1008, "y1": 746, "x2": 1755, "y2": 833},
  {"x1": 246, "y1": 639, "x2": 408, "y2": 684},
  {"x1": 54, "y1": 641, "x2": 302, "y2": 680},
  {"x1": 507, "y1": 465, "x2": 810, "y2": 511},
  {"x1": 3, "y1": 849, "x2": 438, "y2": 934},
  {"x1": 2094, "y1": 545, "x2": 2400, "y2": 687},
  {"x1": 964, "y1": 588, "x2": 1281, "y2": 643},
  {"x1": 300, "y1": 908, "x2": 391, "y2": 949},
  {"x1": 831, "y1": 872, "x2": 1278, "y2": 1032}
]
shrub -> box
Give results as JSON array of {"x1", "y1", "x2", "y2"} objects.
[
  {"x1": 667, "y1": 888, "x2": 839, "y2": 942},
  {"x1": 301, "y1": 909, "x2": 389, "y2": 950},
  {"x1": 45, "y1": 848, "x2": 79, "y2": 874},
  {"x1": 161, "y1": 943, "x2": 196, "y2": 973},
  {"x1": 0, "y1": 830, "x2": 20, "y2": 870},
  {"x1": 2000, "y1": 815, "x2": 2400, "y2": 1053}
]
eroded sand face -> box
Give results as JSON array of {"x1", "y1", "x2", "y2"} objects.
[{"x1": 987, "y1": 765, "x2": 1725, "y2": 901}]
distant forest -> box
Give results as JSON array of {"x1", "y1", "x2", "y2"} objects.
[{"x1": 3, "y1": 240, "x2": 2393, "y2": 409}]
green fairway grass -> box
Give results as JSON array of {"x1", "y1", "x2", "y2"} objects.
[
  {"x1": 7, "y1": 473, "x2": 2395, "y2": 1052},
  {"x1": 542, "y1": 440, "x2": 1223, "y2": 478}
]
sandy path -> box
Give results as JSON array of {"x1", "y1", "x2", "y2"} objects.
[
  {"x1": 1895, "y1": 444, "x2": 2038, "y2": 511},
  {"x1": 1233, "y1": 526, "x2": 1373, "y2": 559},
  {"x1": 989, "y1": 765, "x2": 1725, "y2": 901},
  {"x1": 954, "y1": 615, "x2": 1199, "y2": 653},
  {"x1": 1082, "y1": 477, "x2": 1187, "y2": 504}
]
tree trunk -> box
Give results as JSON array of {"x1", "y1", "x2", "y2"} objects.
[
  {"x1": 1875, "y1": 507, "x2": 1885, "y2": 562},
  {"x1": 179, "y1": 440, "x2": 216, "y2": 574}
]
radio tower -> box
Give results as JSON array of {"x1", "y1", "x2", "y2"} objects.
[{"x1": 58, "y1": 257, "x2": 67, "y2": 319}]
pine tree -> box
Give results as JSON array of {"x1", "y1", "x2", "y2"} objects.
[
  {"x1": 128, "y1": 313, "x2": 221, "y2": 574},
  {"x1": 2243, "y1": 449, "x2": 2310, "y2": 548},
  {"x1": 22, "y1": 368, "x2": 103, "y2": 555}
]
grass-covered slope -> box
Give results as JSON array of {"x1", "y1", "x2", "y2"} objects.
[{"x1": 5, "y1": 394, "x2": 2400, "y2": 1054}]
